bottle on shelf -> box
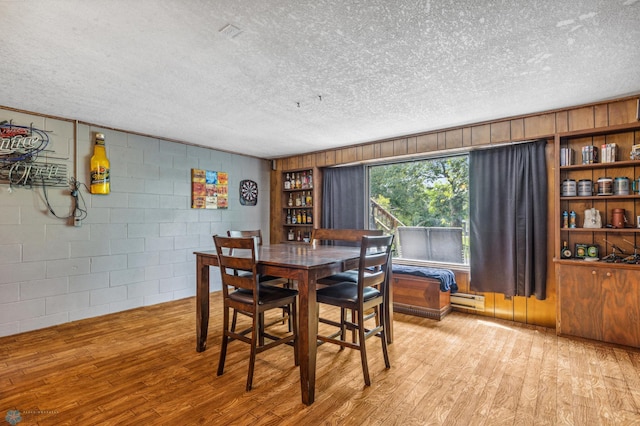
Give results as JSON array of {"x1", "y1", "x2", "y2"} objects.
[
  {"x1": 288, "y1": 193, "x2": 293, "y2": 207},
  {"x1": 302, "y1": 210, "x2": 307, "y2": 224},
  {"x1": 288, "y1": 228, "x2": 295, "y2": 241},
  {"x1": 286, "y1": 209, "x2": 291, "y2": 225},
  {"x1": 561, "y1": 241, "x2": 572, "y2": 259},
  {"x1": 295, "y1": 173, "x2": 301, "y2": 189},
  {"x1": 308, "y1": 170, "x2": 313, "y2": 188},
  {"x1": 562, "y1": 211, "x2": 568, "y2": 228},
  {"x1": 301, "y1": 191, "x2": 306, "y2": 207},
  {"x1": 306, "y1": 210, "x2": 312, "y2": 224},
  {"x1": 291, "y1": 209, "x2": 297, "y2": 224},
  {"x1": 295, "y1": 192, "x2": 302, "y2": 207},
  {"x1": 284, "y1": 173, "x2": 291, "y2": 190},
  {"x1": 296, "y1": 210, "x2": 302, "y2": 224},
  {"x1": 90, "y1": 133, "x2": 110, "y2": 194},
  {"x1": 306, "y1": 191, "x2": 312, "y2": 206}
]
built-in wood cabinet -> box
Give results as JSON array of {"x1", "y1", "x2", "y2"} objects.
[
  {"x1": 557, "y1": 261, "x2": 640, "y2": 347},
  {"x1": 555, "y1": 122, "x2": 640, "y2": 348}
]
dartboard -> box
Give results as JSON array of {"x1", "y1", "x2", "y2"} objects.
[{"x1": 240, "y1": 179, "x2": 258, "y2": 206}]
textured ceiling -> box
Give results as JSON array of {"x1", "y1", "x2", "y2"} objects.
[{"x1": 1, "y1": 0, "x2": 639, "y2": 159}]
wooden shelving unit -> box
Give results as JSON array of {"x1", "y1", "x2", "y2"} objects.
[{"x1": 554, "y1": 122, "x2": 640, "y2": 348}]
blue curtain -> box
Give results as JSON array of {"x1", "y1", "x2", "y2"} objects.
[
  {"x1": 321, "y1": 165, "x2": 365, "y2": 229},
  {"x1": 469, "y1": 140, "x2": 547, "y2": 299}
]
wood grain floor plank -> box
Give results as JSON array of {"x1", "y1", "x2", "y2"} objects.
[{"x1": 1, "y1": 292, "x2": 640, "y2": 425}]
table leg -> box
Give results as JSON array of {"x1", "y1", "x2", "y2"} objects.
[
  {"x1": 196, "y1": 256, "x2": 210, "y2": 352},
  {"x1": 297, "y1": 271, "x2": 317, "y2": 405}
]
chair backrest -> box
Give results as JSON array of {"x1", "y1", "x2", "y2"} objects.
[
  {"x1": 358, "y1": 235, "x2": 394, "y2": 291},
  {"x1": 311, "y1": 228, "x2": 382, "y2": 246},
  {"x1": 213, "y1": 235, "x2": 259, "y2": 295},
  {"x1": 227, "y1": 229, "x2": 263, "y2": 246}
]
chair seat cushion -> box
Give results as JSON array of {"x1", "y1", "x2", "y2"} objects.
[
  {"x1": 231, "y1": 285, "x2": 298, "y2": 305},
  {"x1": 316, "y1": 282, "x2": 380, "y2": 305},
  {"x1": 322, "y1": 270, "x2": 359, "y2": 283},
  {"x1": 237, "y1": 271, "x2": 281, "y2": 283},
  {"x1": 320, "y1": 268, "x2": 378, "y2": 284}
]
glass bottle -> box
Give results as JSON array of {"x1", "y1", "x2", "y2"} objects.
[
  {"x1": 288, "y1": 193, "x2": 293, "y2": 207},
  {"x1": 284, "y1": 173, "x2": 291, "y2": 190},
  {"x1": 90, "y1": 133, "x2": 110, "y2": 194}
]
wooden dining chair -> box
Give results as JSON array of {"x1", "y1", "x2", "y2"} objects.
[
  {"x1": 226, "y1": 230, "x2": 281, "y2": 283},
  {"x1": 213, "y1": 235, "x2": 299, "y2": 391},
  {"x1": 316, "y1": 234, "x2": 394, "y2": 386},
  {"x1": 310, "y1": 228, "x2": 383, "y2": 284},
  {"x1": 226, "y1": 229, "x2": 292, "y2": 332}
]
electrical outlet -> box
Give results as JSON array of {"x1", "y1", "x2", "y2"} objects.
[{"x1": 74, "y1": 217, "x2": 82, "y2": 227}]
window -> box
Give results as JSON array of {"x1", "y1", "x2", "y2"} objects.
[{"x1": 368, "y1": 155, "x2": 469, "y2": 265}]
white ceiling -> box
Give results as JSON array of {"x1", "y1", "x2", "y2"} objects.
[{"x1": 2, "y1": 1, "x2": 639, "y2": 159}]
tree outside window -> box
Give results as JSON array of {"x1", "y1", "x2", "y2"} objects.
[{"x1": 369, "y1": 155, "x2": 469, "y2": 264}]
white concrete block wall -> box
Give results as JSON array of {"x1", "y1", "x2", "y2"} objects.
[{"x1": 0, "y1": 108, "x2": 271, "y2": 337}]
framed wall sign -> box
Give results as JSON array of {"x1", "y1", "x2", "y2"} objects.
[{"x1": 191, "y1": 168, "x2": 228, "y2": 209}]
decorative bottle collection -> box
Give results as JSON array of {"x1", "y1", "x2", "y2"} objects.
[
  {"x1": 283, "y1": 171, "x2": 313, "y2": 189},
  {"x1": 283, "y1": 169, "x2": 315, "y2": 242}
]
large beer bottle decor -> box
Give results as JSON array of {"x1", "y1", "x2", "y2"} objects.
[{"x1": 90, "y1": 133, "x2": 110, "y2": 194}]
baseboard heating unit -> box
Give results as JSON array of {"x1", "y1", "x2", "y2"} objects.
[{"x1": 450, "y1": 293, "x2": 485, "y2": 311}]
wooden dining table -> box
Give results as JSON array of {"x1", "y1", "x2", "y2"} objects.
[{"x1": 194, "y1": 243, "x2": 393, "y2": 405}]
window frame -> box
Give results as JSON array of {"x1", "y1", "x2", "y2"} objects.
[{"x1": 366, "y1": 152, "x2": 470, "y2": 269}]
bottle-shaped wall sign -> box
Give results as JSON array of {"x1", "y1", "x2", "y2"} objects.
[{"x1": 90, "y1": 133, "x2": 110, "y2": 194}]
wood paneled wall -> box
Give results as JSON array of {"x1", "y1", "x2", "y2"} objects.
[{"x1": 270, "y1": 95, "x2": 640, "y2": 329}]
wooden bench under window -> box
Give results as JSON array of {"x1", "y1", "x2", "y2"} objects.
[{"x1": 391, "y1": 264, "x2": 458, "y2": 321}]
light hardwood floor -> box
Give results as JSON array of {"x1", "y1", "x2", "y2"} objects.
[{"x1": 1, "y1": 292, "x2": 640, "y2": 425}]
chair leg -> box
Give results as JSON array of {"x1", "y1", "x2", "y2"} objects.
[
  {"x1": 357, "y1": 308, "x2": 371, "y2": 386},
  {"x1": 339, "y1": 308, "x2": 347, "y2": 350},
  {"x1": 217, "y1": 306, "x2": 230, "y2": 376},
  {"x1": 258, "y1": 313, "x2": 265, "y2": 347},
  {"x1": 351, "y1": 308, "x2": 357, "y2": 343},
  {"x1": 231, "y1": 309, "x2": 238, "y2": 332},
  {"x1": 379, "y1": 305, "x2": 390, "y2": 369},
  {"x1": 246, "y1": 311, "x2": 260, "y2": 391}
]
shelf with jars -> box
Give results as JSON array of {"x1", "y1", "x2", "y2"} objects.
[
  {"x1": 554, "y1": 120, "x2": 640, "y2": 348},
  {"x1": 555, "y1": 122, "x2": 640, "y2": 264},
  {"x1": 280, "y1": 167, "x2": 321, "y2": 243}
]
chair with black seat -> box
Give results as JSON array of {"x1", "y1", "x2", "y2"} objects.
[
  {"x1": 310, "y1": 228, "x2": 383, "y2": 284},
  {"x1": 227, "y1": 229, "x2": 282, "y2": 284},
  {"x1": 213, "y1": 235, "x2": 298, "y2": 391},
  {"x1": 316, "y1": 234, "x2": 394, "y2": 386},
  {"x1": 226, "y1": 229, "x2": 292, "y2": 332}
]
